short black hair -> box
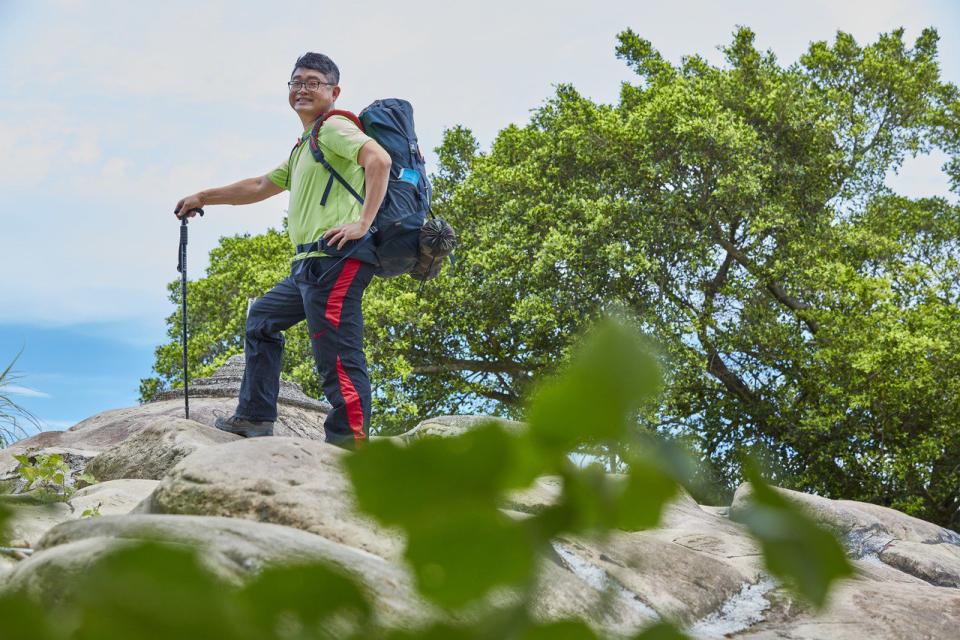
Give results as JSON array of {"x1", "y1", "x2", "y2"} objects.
[{"x1": 292, "y1": 52, "x2": 340, "y2": 85}]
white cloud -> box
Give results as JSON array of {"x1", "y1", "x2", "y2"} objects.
[{"x1": 1, "y1": 385, "x2": 52, "y2": 399}]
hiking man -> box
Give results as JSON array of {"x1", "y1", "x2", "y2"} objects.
[{"x1": 174, "y1": 52, "x2": 391, "y2": 449}]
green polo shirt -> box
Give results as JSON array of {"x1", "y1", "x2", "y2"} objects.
[{"x1": 268, "y1": 115, "x2": 372, "y2": 260}]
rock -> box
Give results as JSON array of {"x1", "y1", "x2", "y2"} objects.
[
  {"x1": 398, "y1": 415, "x2": 525, "y2": 441},
  {"x1": 730, "y1": 482, "x2": 960, "y2": 589},
  {"x1": 504, "y1": 475, "x2": 563, "y2": 514},
  {"x1": 878, "y1": 539, "x2": 960, "y2": 588},
  {"x1": 140, "y1": 437, "x2": 402, "y2": 560},
  {"x1": 730, "y1": 580, "x2": 960, "y2": 639},
  {"x1": 7, "y1": 395, "x2": 960, "y2": 639},
  {"x1": 151, "y1": 354, "x2": 332, "y2": 415},
  {"x1": 69, "y1": 479, "x2": 160, "y2": 517},
  {"x1": 553, "y1": 531, "x2": 752, "y2": 625},
  {"x1": 0, "y1": 537, "x2": 124, "y2": 606},
  {"x1": 730, "y1": 483, "x2": 960, "y2": 552},
  {"x1": 0, "y1": 356, "x2": 334, "y2": 484},
  {"x1": 0, "y1": 554, "x2": 17, "y2": 577},
  {"x1": 17, "y1": 514, "x2": 433, "y2": 627},
  {"x1": 6, "y1": 502, "x2": 73, "y2": 548},
  {"x1": 0, "y1": 447, "x2": 99, "y2": 495},
  {"x1": 0, "y1": 399, "x2": 329, "y2": 484},
  {"x1": 531, "y1": 552, "x2": 658, "y2": 636},
  {"x1": 85, "y1": 418, "x2": 239, "y2": 481},
  {"x1": 1, "y1": 479, "x2": 159, "y2": 548},
  {"x1": 655, "y1": 492, "x2": 764, "y2": 580},
  {"x1": 852, "y1": 555, "x2": 931, "y2": 585},
  {"x1": 507, "y1": 476, "x2": 764, "y2": 625}
]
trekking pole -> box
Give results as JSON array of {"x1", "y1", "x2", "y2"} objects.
[{"x1": 175, "y1": 207, "x2": 204, "y2": 419}]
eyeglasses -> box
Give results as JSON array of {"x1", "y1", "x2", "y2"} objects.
[{"x1": 287, "y1": 80, "x2": 335, "y2": 92}]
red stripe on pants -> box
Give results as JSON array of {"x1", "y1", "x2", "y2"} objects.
[
  {"x1": 336, "y1": 355, "x2": 365, "y2": 441},
  {"x1": 325, "y1": 259, "x2": 361, "y2": 329},
  {"x1": 325, "y1": 259, "x2": 365, "y2": 440}
]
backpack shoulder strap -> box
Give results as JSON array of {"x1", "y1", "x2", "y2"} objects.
[
  {"x1": 306, "y1": 109, "x2": 367, "y2": 205},
  {"x1": 308, "y1": 109, "x2": 365, "y2": 155},
  {"x1": 309, "y1": 109, "x2": 363, "y2": 205},
  {"x1": 322, "y1": 109, "x2": 365, "y2": 132}
]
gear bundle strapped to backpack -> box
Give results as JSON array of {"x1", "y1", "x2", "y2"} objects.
[{"x1": 296, "y1": 99, "x2": 456, "y2": 281}]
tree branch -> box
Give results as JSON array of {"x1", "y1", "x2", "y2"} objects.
[
  {"x1": 412, "y1": 358, "x2": 532, "y2": 377},
  {"x1": 474, "y1": 387, "x2": 521, "y2": 406},
  {"x1": 708, "y1": 219, "x2": 820, "y2": 334},
  {"x1": 704, "y1": 347, "x2": 760, "y2": 406}
]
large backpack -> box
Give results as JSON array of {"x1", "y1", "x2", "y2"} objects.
[{"x1": 302, "y1": 99, "x2": 455, "y2": 280}]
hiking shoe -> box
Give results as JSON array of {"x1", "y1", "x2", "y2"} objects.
[{"x1": 214, "y1": 415, "x2": 274, "y2": 438}]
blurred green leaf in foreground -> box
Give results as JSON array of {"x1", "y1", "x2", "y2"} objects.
[{"x1": 736, "y1": 464, "x2": 855, "y2": 609}]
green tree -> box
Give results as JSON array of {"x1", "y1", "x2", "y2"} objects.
[{"x1": 143, "y1": 27, "x2": 960, "y2": 528}]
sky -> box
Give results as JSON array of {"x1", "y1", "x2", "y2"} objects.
[{"x1": 1, "y1": 0, "x2": 958, "y2": 436}]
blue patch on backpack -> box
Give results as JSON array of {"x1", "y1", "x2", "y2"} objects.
[{"x1": 397, "y1": 167, "x2": 420, "y2": 186}]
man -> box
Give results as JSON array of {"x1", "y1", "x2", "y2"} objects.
[{"x1": 174, "y1": 52, "x2": 391, "y2": 449}]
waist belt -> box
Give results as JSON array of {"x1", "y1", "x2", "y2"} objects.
[{"x1": 295, "y1": 226, "x2": 378, "y2": 259}]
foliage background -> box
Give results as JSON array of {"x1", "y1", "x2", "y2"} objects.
[{"x1": 142, "y1": 28, "x2": 960, "y2": 529}]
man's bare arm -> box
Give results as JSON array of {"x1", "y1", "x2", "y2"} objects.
[
  {"x1": 175, "y1": 175, "x2": 283, "y2": 218},
  {"x1": 323, "y1": 140, "x2": 392, "y2": 248}
]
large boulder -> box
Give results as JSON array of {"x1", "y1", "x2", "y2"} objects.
[
  {"x1": 0, "y1": 356, "x2": 332, "y2": 485},
  {"x1": 5, "y1": 512, "x2": 671, "y2": 635},
  {"x1": 730, "y1": 483, "x2": 960, "y2": 551},
  {"x1": 4, "y1": 514, "x2": 433, "y2": 628},
  {"x1": 2, "y1": 479, "x2": 158, "y2": 548},
  {"x1": 398, "y1": 415, "x2": 525, "y2": 441},
  {"x1": 0, "y1": 554, "x2": 17, "y2": 578},
  {"x1": 531, "y1": 552, "x2": 658, "y2": 635},
  {"x1": 69, "y1": 479, "x2": 160, "y2": 517},
  {"x1": 730, "y1": 483, "x2": 960, "y2": 586},
  {"x1": 878, "y1": 539, "x2": 960, "y2": 588},
  {"x1": 730, "y1": 580, "x2": 960, "y2": 639},
  {"x1": 5, "y1": 394, "x2": 960, "y2": 639},
  {"x1": 0, "y1": 446, "x2": 99, "y2": 495},
  {"x1": 0, "y1": 537, "x2": 122, "y2": 605},
  {"x1": 552, "y1": 530, "x2": 751, "y2": 626},
  {"x1": 723, "y1": 483, "x2": 960, "y2": 638},
  {"x1": 505, "y1": 473, "x2": 762, "y2": 626},
  {"x1": 139, "y1": 437, "x2": 403, "y2": 560},
  {"x1": 4, "y1": 502, "x2": 72, "y2": 549},
  {"x1": 151, "y1": 354, "x2": 331, "y2": 415},
  {"x1": 85, "y1": 418, "x2": 239, "y2": 481}
]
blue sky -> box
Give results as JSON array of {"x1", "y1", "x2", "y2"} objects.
[{"x1": 1, "y1": 0, "x2": 958, "y2": 436}]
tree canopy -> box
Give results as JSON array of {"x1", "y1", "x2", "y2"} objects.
[{"x1": 142, "y1": 26, "x2": 960, "y2": 528}]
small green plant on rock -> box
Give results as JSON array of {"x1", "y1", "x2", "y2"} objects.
[
  {"x1": 14, "y1": 453, "x2": 76, "y2": 500},
  {"x1": 76, "y1": 471, "x2": 96, "y2": 489}
]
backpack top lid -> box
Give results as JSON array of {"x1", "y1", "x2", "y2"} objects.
[
  {"x1": 306, "y1": 101, "x2": 425, "y2": 173},
  {"x1": 359, "y1": 99, "x2": 425, "y2": 169}
]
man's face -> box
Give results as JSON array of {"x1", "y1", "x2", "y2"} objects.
[{"x1": 288, "y1": 67, "x2": 340, "y2": 121}]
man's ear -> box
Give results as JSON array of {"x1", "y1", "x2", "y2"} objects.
[{"x1": 332, "y1": 86, "x2": 341, "y2": 101}]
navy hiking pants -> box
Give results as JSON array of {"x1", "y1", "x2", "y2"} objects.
[{"x1": 236, "y1": 257, "x2": 375, "y2": 447}]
